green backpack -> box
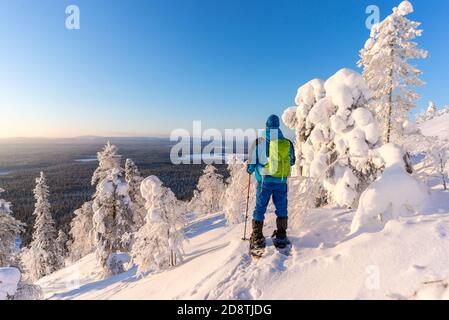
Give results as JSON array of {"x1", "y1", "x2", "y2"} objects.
[{"x1": 261, "y1": 138, "x2": 292, "y2": 178}]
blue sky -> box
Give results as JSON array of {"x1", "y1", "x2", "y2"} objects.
[{"x1": 0, "y1": 0, "x2": 447, "y2": 138}]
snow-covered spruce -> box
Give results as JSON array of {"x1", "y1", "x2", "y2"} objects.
[
  {"x1": 222, "y1": 156, "x2": 256, "y2": 225},
  {"x1": 91, "y1": 141, "x2": 122, "y2": 187},
  {"x1": 193, "y1": 165, "x2": 225, "y2": 215},
  {"x1": 91, "y1": 143, "x2": 135, "y2": 276},
  {"x1": 125, "y1": 158, "x2": 146, "y2": 230},
  {"x1": 132, "y1": 176, "x2": 186, "y2": 274},
  {"x1": 0, "y1": 188, "x2": 25, "y2": 268},
  {"x1": 67, "y1": 201, "x2": 95, "y2": 263},
  {"x1": 350, "y1": 143, "x2": 428, "y2": 234},
  {"x1": 283, "y1": 68, "x2": 383, "y2": 208},
  {"x1": 358, "y1": 0, "x2": 428, "y2": 145},
  {"x1": 22, "y1": 172, "x2": 61, "y2": 281}
]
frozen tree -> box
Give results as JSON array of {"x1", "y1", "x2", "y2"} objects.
[
  {"x1": 67, "y1": 201, "x2": 94, "y2": 262},
  {"x1": 23, "y1": 172, "x2": 61, "y2": 280},
  {"x1": 283, "y1": 69, "x2": 383, "y2": 208},
  {"x1": 132, "y1": 176, "x2": 186, "y2": 274},
  {"x1": 222, "y1": 156, "x2": 255, "y2": 225},
  {"x1": 195, "y1": 165, "x2": 225, "y2": 215},
  {"x1": 92, "y1": 168, "x2": 135, "y2": 277},
  {"x1": 125, "y1": 158, "x2": 146, "y2": 230},
  {"x1": 91, "y1": 143, "x2": 135, "y2": 276},
  {"x1": 56, "y1": 230, "x2": 68, "y2": 266},
  {"x1": 0, "y1": 189, "x2": 25, "y2": 267},
  {"x1": 421, "y1": 140, "x2": 449, "y2": 190},
  {"x1": 358, "y1": 0, "x2": 428, "y2": 145},
  {"x1": 91, "y1": 141, "x2": 121, "y2": 186},
  {"x1": 282, "y1": 79, "x2": 326, "y2": 176}
]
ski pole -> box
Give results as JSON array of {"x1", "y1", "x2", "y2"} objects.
[{"x1": 242, "y1": 173, "x2": 251, "y2": 241}]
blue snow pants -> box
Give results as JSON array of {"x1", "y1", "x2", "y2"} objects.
[{"x1": 253, "y1": 180, "x2": 288, "y2": 222}]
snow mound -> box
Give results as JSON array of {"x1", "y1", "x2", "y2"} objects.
[
  {"x1": 0, "y1": 267, "x2": 21, "y2": 300},
  {"x1": 419, "y1": 112, "x2": 449, "y2": 140},
  {"x1": 350, "y1": 144, "x2": 429, "y2": 234}
]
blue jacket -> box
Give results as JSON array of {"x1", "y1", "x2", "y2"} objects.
[{"x1": 247, "y1": 128, "x2": 295, "y2": 184}]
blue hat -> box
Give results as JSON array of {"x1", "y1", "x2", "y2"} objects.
[{"x1": 266, "y1": 114, "x2": 280, "y2": 128}]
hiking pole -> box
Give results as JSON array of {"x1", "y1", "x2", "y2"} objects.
[{"x1": 242, "y1": 173, "x2": 251, "y2": 241}]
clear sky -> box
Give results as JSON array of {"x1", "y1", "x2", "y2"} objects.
[{"x1": 0, "y1": 0, "x2": 447, "y2": 138}]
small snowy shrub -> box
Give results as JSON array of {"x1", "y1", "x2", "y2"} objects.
[
  {"x1": 350, "y1": 143, "x2": 428, "y2": 234},
  {"x1": 132, "y1": 176, "x2": 186, "y2": 274},
  {"x1": 222, "y1": 156, "x2": 256, "y2": 225},
  {"x1": 68, "y1": 201, "x2": 95, "y2": 263},
  {"x1": 194, "y1": 165, "x2": 225, "y2": 215}
]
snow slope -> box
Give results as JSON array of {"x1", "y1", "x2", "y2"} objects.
[
  {"x1": 420, "y1": 112, "x2": 449, "y2": 140},
  {"x1": 37, "y1": 189, "x2": 449, "y2": 300},
  {"x1": 35, "y1": 113, "x2": 449, "y2": 300}
]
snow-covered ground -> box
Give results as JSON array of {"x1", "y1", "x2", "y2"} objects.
[
  {"x1": 33, "y1": 112, "x2": 449, "y2": 300},
  {"x1": 37, "y1": 190, "x2": 449, "y2": 300},
  {"x1": 420, "y1": 112, "x2": 449, "y2": 140}
]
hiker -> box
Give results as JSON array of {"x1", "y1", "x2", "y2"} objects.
[{"x1": 247, "y1": 114, "x2": 295, "y2": 256}]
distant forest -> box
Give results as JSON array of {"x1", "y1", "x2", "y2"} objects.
[{"x1": 0, "y1": 137, "x2": 230, "y2": 246}]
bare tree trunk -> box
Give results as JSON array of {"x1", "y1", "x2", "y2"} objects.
[
  {"x1": 385, "y1": 43, "x2": 394, "y2": 144},
  {"x1": 440, "y1": 155, "x2": 447, "y2": 190}
]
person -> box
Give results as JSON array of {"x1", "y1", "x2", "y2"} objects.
[{"x1": 247, "y1": 114, "x2": 295, "y2": 255}]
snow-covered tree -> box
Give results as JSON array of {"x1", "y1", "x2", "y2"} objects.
[
  {"x1": 358, "y1": 0, "x2": 428, "y2": 145},
  {"x1": 283, "y1": 69, "x2": 383, "y2": 208},
  {"x1": 283, "y1": 79, "x2": 326, "y2": 177},
  {"x1": 56, "y1": 230, "x2": 68, "y2": 266},
  {"x1": 125, "y1": 158, "x2": 146, "y2": 230},
  {"x1": 92, "y1": 168, "x2": 134, "y2": 276},
  {"x1": 91, "y1": 143, "x2": 135, "y2": 276},
  {"x1": 67, "y1": 201, "x2": 94, "y2": 263},
  {"x1": 23, "y1": 172, "x2": 61, "y2": 280},
  {"x1": 222, "y1": 156, "x2": 255, "y2": 225},
  {"x1": 420, "y1": 140, "x2": 449, "y2": 190},
  {"x1": 0, "y1": 189, "x2": 25, "y2": 267},
  {"x1": 194, "y1": 165, "x2": 225, "y2": 215},
  {"x1": 91, "y1": 141, "x2": 121, "y2": 187},
  {"x1": 132, "y1": 176, "x2": 186, "y2": 274}
]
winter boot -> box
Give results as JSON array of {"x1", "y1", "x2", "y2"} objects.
[
  {"x1": 249, "y1": 220, "x2": 266, "y2": 257},
  {"x1": 272, "y1": 217, "x2": 291, "y2": 250}
]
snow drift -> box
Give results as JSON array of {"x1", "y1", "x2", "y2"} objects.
[{"x1": 351, "y1": 144, "x2": 429, "y2": 234}]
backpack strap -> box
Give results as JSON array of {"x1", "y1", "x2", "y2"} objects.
[{"x1": 285, "y1": 138, "x2": 296, "y2": 164}]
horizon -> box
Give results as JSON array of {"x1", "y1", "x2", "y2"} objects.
[{"x1": 1, "y1": 0, "x2": 448, "y2": 138}]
